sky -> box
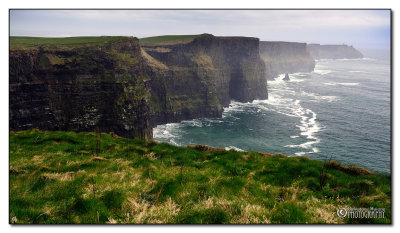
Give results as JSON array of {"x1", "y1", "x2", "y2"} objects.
[{"x1": 9, "y1": 9, "x2": 391, "y2": 49}]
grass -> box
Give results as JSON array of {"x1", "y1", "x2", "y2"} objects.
[
  {"x1": 10, "y1": 36, "x2": 128, "y2": 50},
  {"x1": 139, "y1": 35, "x2": 202, "y2": 46},
  {"x1": 9, "y1": 130, "x2": 391, "y2": 224}
]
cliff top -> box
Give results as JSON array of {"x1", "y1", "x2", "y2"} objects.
[
  {"x1": 9, "y1": 130, "x2": 390, "y2": 224},
  {"x1": 10, "y1": 36, "x2": 130, "y2": 50},
  {"x1": 139, "y1": 34, "x2": 203, "y2": 46}
]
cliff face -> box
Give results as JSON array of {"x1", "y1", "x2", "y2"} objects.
[
  {"x1": 307, "y1": 44, "x2": 364, "y2": 59},
  {"x1": 10, "y1": 37, "x2": 153, "y2": 139},
  {"x1": 142, "y1": 34, "x2": 267, "y2": 125},
  {"x1": 259, "y1": 41, "x2": 315, "y2": 80}
]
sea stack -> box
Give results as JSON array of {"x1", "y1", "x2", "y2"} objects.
[{"x1": 283, "y1": 73, "x2": 290, "y2": 81}]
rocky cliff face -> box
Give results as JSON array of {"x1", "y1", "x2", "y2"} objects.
[
  {"x1": 259, "y1": 41, "x2": 315, "y2": 80},
  {"x1": 10, "y1": 37, "x2": 153, "y2": 139},
  {"x1": 142, "y1": 34, "x2": 267, "y2": 125},
  {"x1": 307, "y1": 44, "x2": 363, "y2": 59}
]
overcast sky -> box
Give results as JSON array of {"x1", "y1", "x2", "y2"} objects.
[{"x1": 10, "y1": 9, "x2": 391, "y2": 49}]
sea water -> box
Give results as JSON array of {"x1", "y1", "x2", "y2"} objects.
[{"x1": 153, "y1": 50, "x2": 391, "y2": 174}]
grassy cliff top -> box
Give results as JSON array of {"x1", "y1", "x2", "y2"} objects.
[
  {"x1": 139, "y1": 34, "x2": 204, "y2": 46},
  {"x1": 10, "y1": 36, "x2": 129, "y2": 50},
  {"x1": 9, "y1": 130, "x2": 390, "y2": 224}
]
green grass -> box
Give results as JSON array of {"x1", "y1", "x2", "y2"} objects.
[
  {"x1": 10, "y1": 36, "x2": 128, "y2": 50},
  {"x1": 139, "y1": 34, "x2": 201, "y2": 45},
  {"x1": 9, "y1": 130, "x2": 391, "y2": 224}
]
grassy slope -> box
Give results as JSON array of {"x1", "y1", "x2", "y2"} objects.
[
  {"x1": 10, "y1": 36, "x2": 128, "y2": 50},
  {"x1": 9, "y1": 130, "x2": 391, "y2": 224},
  {"x1": 139, "y1": 35, "x2": 201, "y2": 46}
]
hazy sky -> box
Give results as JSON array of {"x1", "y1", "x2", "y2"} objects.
[{"x1": 10, "y1": 9, "x2": 391, "y2": 49}]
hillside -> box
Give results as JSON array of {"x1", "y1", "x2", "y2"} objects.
[{"x1": 10, "y1": 130, "x2": 391, "y2": 224}]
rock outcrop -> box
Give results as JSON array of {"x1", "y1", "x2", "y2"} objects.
[
  {"x1": 283, "y1": 73, "x2": 290, "y2": 81},
  {"x1": 259, "y1": 41, "x2": 315, "y2": 80},
  {"x1": 141, "y1": 34, "x2": 268, "y2": 125},
  {"x1": 307, "y1": 44, "x2": 363, "y2": 59},
  {"x1": 10, "y1": 37, "x2": 153, "y2": 139}
]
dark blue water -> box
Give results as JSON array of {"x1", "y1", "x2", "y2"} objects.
[{"x1": 154, "y1": 52, "x2": 391, "y2": 174}]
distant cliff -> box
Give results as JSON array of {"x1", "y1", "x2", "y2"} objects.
[
  {"x1": 10, "y1": 37, "x2": 153, "y2": 139},
  {"x1": 307, "y1": 44, "x2": 363, "y2": 59},
  {"x1": 141, "y1": 34, "x2": 267, "y2": 125},
  {"x1": 259, "y1": 41, "x2": 315, "y2": 80}
]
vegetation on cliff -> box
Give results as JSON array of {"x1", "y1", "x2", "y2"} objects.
[
  {"x1": 10, "y1": 36, "x2": 129, "y2": 50},
  {"x1": 10, "y1": 130, "x2": 390, "y2": 224}
]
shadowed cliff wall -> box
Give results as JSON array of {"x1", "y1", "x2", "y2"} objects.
[
  {"x1": 142, "y1": 34, "x2": 267, "y2": 125},
  {"x1": 260, "y1": 41, "x2": 315, "y2": 80},
  {"x1": 10, "y1": 37, "x2": 153, "y2": 139}
]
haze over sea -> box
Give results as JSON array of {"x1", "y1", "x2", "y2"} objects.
[{"x1": 154, "y1": 49, "x2": 391, "y2": 174}]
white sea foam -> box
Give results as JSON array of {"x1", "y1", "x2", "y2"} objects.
[
  {"x1": 313, "y1": 69, "x2": 332, "y2": 75},
  {"x1": 290, "y1": 135, "x2": 299, "y2": 138},
  {"x1": 295, "y1": 152, "x2": 306, "y2": 156},
  {"x1": 316, "y1": 58, "x2": 375, "y2": 62},
  {"x1": 324, "y1": 82, "x2": 359, "y2": 86},
  {"x1": 289, "y1": 77, "x2": 305, "y2": 82},
  {"x1": 300, "y1": 91, "x2": 339, "y2": 102},
  {"x1": 282, "y1": 101, "x2": 322, "y2": 155},
  {"x1": 349, "y1": 70, "x2": 368, "y2": 73},
  {"x1": 153, "y1": 123, "x2": 182, "y2": 145}
]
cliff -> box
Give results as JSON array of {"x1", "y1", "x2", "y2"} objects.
[
  {"x1": 259, "y1": 41, "x2": 315, "y2": 80},
  {"x1": 141, "y1": 34, "x2": 267, "y2": 125},
  {"x1": 307, "y1": 44, "x2": 364, "y2": 59},
  {"x1": 10, "y1": 37, "x2": 153, "y2": 140},
  {"x1": 10, "y1": 35, "x2": 268, "y2": 137}
]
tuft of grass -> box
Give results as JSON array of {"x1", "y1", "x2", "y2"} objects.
[{"x1": 9, "y1": 130, "x2": 391, "y2": 224}]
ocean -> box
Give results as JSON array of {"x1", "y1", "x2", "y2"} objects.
[{"x1": 153, "y1": 50, "x2": 391, "y2": 174}]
